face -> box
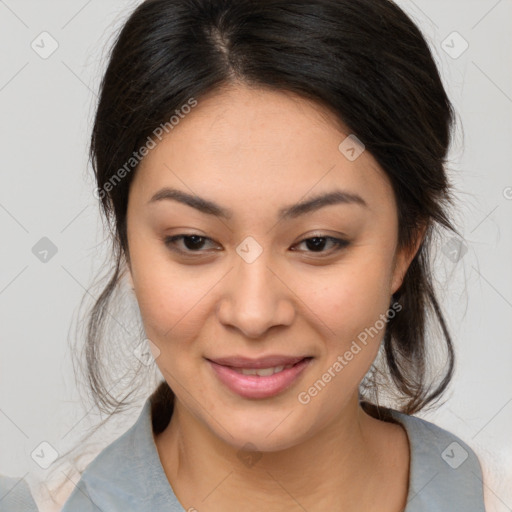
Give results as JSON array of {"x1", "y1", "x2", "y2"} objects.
[{"x1": 125, "y1": 84, "x2": 421, "y2": 452}]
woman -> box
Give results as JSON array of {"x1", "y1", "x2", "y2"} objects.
[{"x1": 58, "y1": 0, "x2": 486, "y2": 510}]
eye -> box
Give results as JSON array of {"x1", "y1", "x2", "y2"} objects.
[
  {"x1": 292, "y1": 236, "x2": 350, "y2": 255},
  {"x1": 163, "y1": 234, "x2": 350, "y2": 257},
  {"x1": 164, "y1": 234, "x2": 219, "y2": 254}
]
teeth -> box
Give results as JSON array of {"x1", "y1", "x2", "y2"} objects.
[{"x1": 237, "y1": 364, "x2": 294, "y2": 376}]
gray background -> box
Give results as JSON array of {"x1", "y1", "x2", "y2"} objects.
[{"x1": 0, "y1": 1, "x2": 511, "y2": 510}]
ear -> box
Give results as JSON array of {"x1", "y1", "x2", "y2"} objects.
[{"x1": 390, "y1": 222, "x2": 427, "y2": 295}]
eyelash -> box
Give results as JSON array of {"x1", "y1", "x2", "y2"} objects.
[{"x1": 163, "y1": 234, "x2": 350, "y2": 257}]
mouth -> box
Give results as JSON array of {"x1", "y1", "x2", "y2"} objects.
[{"x1": 206, "y1": 356, "x2": 313, "y2": 399}]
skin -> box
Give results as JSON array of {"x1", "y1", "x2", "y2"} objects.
[{"x1": 125, "y1": 83, "x2": 424, "y2": 511}]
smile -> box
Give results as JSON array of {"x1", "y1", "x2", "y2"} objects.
[
  {"x1": 207, "y1": 357, "x2": 313, "y2": 399},
  {"x1": 232, "y1": 364, "x2": 296, "y2": 376}
]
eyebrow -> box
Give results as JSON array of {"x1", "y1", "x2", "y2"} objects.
[{"x1": 147, "y1": 187, "x2": 368, "y2": 220}]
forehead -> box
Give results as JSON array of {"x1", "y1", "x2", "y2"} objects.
[{"x1": 130, "y1": 85, "x2": 395, "y2": 216}]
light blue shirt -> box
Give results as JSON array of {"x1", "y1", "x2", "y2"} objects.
[{"x1": 60, "y1": 397, "x2": 486, "y2": 511}]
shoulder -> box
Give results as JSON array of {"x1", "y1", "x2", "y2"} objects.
[
  {"x1": 60, "y1": 409, "x2": 144, "y2": 511},
  {"x1": 60, "y1": 399, "x2": 181, "y2": 512},
  {"x1": 0, "y1": 475, "x2": 39, "y2": 512},
  {"x1": 387, "y1": 408, "x2": 486, "y2": 512}
]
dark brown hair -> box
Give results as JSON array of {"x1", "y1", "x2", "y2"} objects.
[{"x1": 49, "y1": 0, "x2": 463, "y2": 498}]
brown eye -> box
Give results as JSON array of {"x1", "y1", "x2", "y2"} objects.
[
  {"x1": 164, "y1": 234, "x2": 220, "y2": 254},
  {"x1": 292, "y1": 236, "x2": 350, "y2": 254}
]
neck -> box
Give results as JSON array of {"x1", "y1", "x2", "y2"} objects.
[{"x1": 154, "y1": 392, "x2": 406, "y2": 511}]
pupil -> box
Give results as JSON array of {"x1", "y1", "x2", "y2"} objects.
[
  {"x1": 185, "y1": 235, "x2": 204, "y2": 250},
  {"x1": 307, "y1": 237, "x2": 326, "y2": 251}
]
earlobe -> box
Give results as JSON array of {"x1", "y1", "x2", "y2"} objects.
[{"x1": 391, "y1": 253, "x2": 408, "y2": 296}]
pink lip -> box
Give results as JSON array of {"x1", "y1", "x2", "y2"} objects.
[{"x1": 207, "y1": 357, "x2": 313, "y2": 399}]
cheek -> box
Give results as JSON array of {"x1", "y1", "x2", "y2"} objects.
[
  {"x1": 129, "y1": 237, "x2": 211, "y2": 342},
  {"x1": 298, "y1": 255, "x2": 394, "y2": 347},
  {"x1": 293, "y1": 260, "x2": 395, "y2": 421},
  {"x1": 136, "y1": 273, "x2": 211, "y2": 343}
]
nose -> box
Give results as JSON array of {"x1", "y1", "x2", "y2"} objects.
[{"x1": 216, "y1": 251, "x2": 295, "y2": 339}]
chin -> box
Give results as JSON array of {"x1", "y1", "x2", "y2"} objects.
[{"x1": 203, "y1": 407, "x2": 313, "y2": 453}]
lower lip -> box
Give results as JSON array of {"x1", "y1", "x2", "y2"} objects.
[{"x1": 207, "y1": 358, "x2": 312, "y2": 399}]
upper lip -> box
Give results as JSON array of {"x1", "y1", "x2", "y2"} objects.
[{"x1": 207, "y1": 355, "x2": 311, "y2": 369}]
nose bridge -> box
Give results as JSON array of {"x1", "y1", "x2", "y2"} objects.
[
  {"x1": 217, "y1": 240, "x2": 293, "y2": 337},
  {"x1": 235, "y1": 247, "x2": 275, "y2": 300}
]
